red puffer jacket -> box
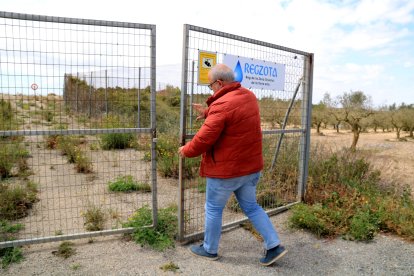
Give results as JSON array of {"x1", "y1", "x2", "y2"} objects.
[{"x1": 181, "y1": 82, "x2": 263, "y2": 178}]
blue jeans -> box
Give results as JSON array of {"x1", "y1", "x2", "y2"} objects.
[{"x1": 203, "y1": 172, "x2": 280, "y2": 254}]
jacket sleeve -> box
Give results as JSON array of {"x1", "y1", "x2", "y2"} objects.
[{"x1": 181, "y1": 102, "x2": 226, "y2": 157}]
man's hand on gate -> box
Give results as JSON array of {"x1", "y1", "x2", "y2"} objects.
[
  {"x1": 192, "y1": 103, "x2": 206, "y2": 121},
  {"x1": 178, "y1": 146, "x2": 186, "y2": 158}
]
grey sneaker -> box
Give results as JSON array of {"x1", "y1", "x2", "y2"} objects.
[
  {"x1": 259, "y1": 245, "x2": 287, "y2": 266},
  {"x1": 189, "y1": 244, "x2": 219, "y2": 261}
]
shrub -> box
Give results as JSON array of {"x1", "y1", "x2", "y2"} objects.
[
  {"x1": 42, "y1": 110, "x2": 54, "y2": 122},
  {"x1": 45, "y1": 135, "x2": 60, "y2": 149},
  {"x1": 0, "y1": 181, "x2": 38, "y2": 220},
  {"x1": 56, "y1": 136, "x2": 92, "y2": 173},
  {"x1": 123, "y1": 205, "x2": 177, "y2": 251},
  {"x1": 74, "y1": 151, "x2": 93, "y2": 173},
  {"x1": 152, "y1": 134, "x2": 200, "y2": 179},
  {"x1": 82, "y1": 205, "x2": 106, "y2": 231},
  {"x1": 57, "y1": 136, "x2": 81, "y2": 163},
  {"x1": 0, "y1": 100, "x2": 13, "y2": 120},
  {"x1": 375, "y1": 190, "x2": 414, "y2": 240},
  {"x1": 347, "y1": 209, "x2": 379, "y2": 240},
  {"x1": 0, "y1": 142, "x2": 30, "y2": 179},
  {"x1": 108, "y1": 175, "x2": 151, "y2": 193},
  {"x1": 289, "y1": 203, "x2": 338, "y2": 237},
  {"x1": 100, "y1": 133, "x2": 135, "y2": 150},
  {"x1": 99, "y1": 114, "x2": 136, "y2": 150},
  {"x1": 0, "y1": 100, "x2": 16, "y2": 131},
  {"x1": 289, "y1": 148, "x2": 414, "y2": 241}
]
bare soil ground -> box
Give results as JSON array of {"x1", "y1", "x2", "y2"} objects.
[{"x1": 0, "y1": 94, "x2": 178, "y2": 238}]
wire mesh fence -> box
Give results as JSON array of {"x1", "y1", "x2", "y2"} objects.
[
  {"x1": 179, "y1": 24, "x2": 313, "y2": 241},
  {"x1": 0, "y1": 12, "x2": 157, "y2": 248}
]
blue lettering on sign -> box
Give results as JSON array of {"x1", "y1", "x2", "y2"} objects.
[{"x1": 244, "y1": 62, "x2": 277, "y2": 78}]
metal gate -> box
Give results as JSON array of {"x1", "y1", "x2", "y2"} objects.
[
  {"x1": 178, "y1": 24, "x2": 313, "y2": 241},
  {"x1": 0, "y1": 12, "x2": 157, "y2": 248}
]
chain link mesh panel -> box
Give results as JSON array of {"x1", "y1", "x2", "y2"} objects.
[
  {"x1": 179, "y1": 24, "x2": 313, "y2": 241},
  {"x1": 0, "y1": 12, "x2": 157, "y2": 248}
]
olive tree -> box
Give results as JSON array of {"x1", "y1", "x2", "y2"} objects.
[
  {"x1": 312, "y1": 102, "x2": 328, "y2": 134},
  {"x1": 402, "y1": 108, "x2": 414, "y2": 138},
  {"x1": 390, "y1": 109, "x2": 406, "y2": 139},
  {"x1": 321, "y1": 93, "x2": 342, "y2": 133},
  {"x1": 336, "y1": 91, "x2": 373, "y2": 150}
]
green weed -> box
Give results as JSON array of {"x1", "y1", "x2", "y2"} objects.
[
  {"x1": 0, "y1": 220, "x2": 24, "y2": 268},
  {"x1": 347, "y1": 209, "x2": 379, "y2": 240},
  {"x1": 196, "y1": 177, "x2": 206, "y2": 193},
  {"x1": 71, "y1": 263, "x2": 81, "y2": 270},
  {"x1": 101, "y1": 133, "x2": 135, "y2": 150},
  {"x1": 108, "y1": 175, "x2": 151, "y2": 193},
  {"x1": 123, "y1": 205, "x2": 177, "y2": 251},
  {"x1": 99, "y1": 115, "x2": 136, "y2": 150},
  {"x1": 21, "y1": 103, "x2": 30, "y2": 110},
  {"x1": 53, "y1": 241, "x2": 76, "y2": 259},
  {"x1": 160, "y1": 261, "x2": 179, "y2": 272},
  {"x1": 1, "y1": 247, "x2": 23, "y2": 269},
  {"x1": 289, "y1": 203, "x2": 341, "y2": 238}
]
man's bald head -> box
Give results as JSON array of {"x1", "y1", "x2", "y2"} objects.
[{"x1": 208, "y1": 64, "x2": 235, "y2": 83}]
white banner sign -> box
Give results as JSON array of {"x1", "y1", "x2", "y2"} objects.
[{"x1": 223, "y1": 54, "x2": 285, "y2": 91}]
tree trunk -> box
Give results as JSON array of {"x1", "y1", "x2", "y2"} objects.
[
  {"x1": 350, "y1": 125, "x2": 360, "y2": 150},
  {"x1": 396, "y1": 128, "x2": 401, "y2": 139},
  {"x1": 409, "y1": 127, "x2": 413, "y2": 138},
  {"x1": 316, "y1": 123, "x2": 321, "y2": 134}
]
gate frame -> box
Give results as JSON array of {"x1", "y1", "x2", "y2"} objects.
[
  {"x1": 178, "y1": 24, "x2": 313, "y2": 242},
  {"x1": 0, "y1": 11, "x2": 157, "y2": 248}
]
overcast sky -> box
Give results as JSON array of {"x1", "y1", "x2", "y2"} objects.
[{"x1": 2, "y1": 0, "x2": 414, "y2": 106}]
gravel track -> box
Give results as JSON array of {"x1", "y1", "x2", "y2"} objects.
[{"x1": 2, "y1": 211, "x2": 413, "y2": 276}]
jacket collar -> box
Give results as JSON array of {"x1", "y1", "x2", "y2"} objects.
[{"x1": 206, "y1": 82, "x2": 241, "y2": 106}]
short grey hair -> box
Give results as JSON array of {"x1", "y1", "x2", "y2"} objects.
[{"x1": 209, "y1": 64, "x2": 235, "y2": 82}]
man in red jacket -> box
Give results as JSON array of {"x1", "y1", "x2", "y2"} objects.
[{"x1": 178, "y1": 63, "x2": 287, "y2": 266}]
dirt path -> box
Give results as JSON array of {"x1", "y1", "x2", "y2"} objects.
[{"x1": 2, "y1": 211, "x2": 413, "y2": 275}]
